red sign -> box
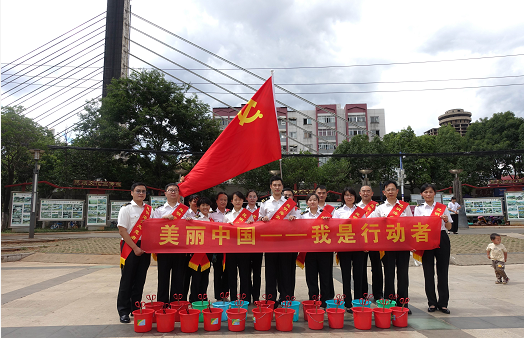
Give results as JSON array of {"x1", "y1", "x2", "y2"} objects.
[{"x1": 141, "y1": 217, "x2": 442, "y2": 253}]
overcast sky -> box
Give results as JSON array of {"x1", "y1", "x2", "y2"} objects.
[{"x1": 2, "y1": 0, "x2": 524, "y2": 139}]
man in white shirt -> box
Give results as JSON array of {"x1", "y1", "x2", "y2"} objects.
[
  {"x1": 260, "y1": 177, "x2": 299, "y2": 303},
  {"x1": 369, "y1": 180, "x2": 413, "y2": 313},
  {"x1": 447, "y1": 197, "x2": 461, "y2": 234},
  {"x1": 209, "y1": 192, "x2": 229, "y2": 301},
  {"x1": 152, "y1": 183, "x2": 187, "y2": 305},
  {"x1": 117, "y1": 182, "x2": 151, "y2": 323},
  {"x1": 357, "y1": 185, "x2": 383, "y2": 301}
]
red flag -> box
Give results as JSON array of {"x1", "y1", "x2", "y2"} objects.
[{"x1": 179, "y1": 76, "x2": 281, "y2": 196}]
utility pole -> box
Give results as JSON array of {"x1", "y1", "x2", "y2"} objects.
[{"x1": 102, "y1": 0, "x2": 130, "y2": 97}]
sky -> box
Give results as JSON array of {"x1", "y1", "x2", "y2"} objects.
[{"x1": 2, "y1": 0, "x2": 524, "y2": 140}]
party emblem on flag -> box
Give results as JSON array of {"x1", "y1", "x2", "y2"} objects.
[{"x1": 238, "y1": 99, "x2": 263, "y2": 126}]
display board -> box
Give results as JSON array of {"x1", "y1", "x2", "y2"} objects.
[
  {"x1": 110, "y1": 201, "x2": 129, "y2": 220},
  {"x1": 464, "y1": 197, "x2": 504, "y2": 216},
  {"x1": 505, "y1": 191, "x2": 524, "y2": 220},
  {"x1": 442, "y1": 194, "x2": 453, "y2": 206},
  {"x1": 150, "y1": 196, "x2": 167, "y2": 210},
  {"x1": 39, "y1": 199, "x2": 84, "y2": 220},
  {"x1": 86, "y1": 195, "x2": 108, "y2": 225},
  {"x1": 10, "y1": 192, "x2": 32, "y2": 227}
]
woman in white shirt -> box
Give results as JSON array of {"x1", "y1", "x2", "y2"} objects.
[
  {"x1": 414, "y1": 183, "x2": 452, "y2": 314},
  {"x1": 332, "y1": 187, "x2": 366, "y2": 313},
  {"x1": 246, "y1": 190, "x2": 262, "y2": 303}
]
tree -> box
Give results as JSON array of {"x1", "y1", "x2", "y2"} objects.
[
  {"x1": 1, "y1": 106, "x2": 55, "y2": 229},
  {"x1": 72, "y1": 70, "x2": 221, "y2": 189}
]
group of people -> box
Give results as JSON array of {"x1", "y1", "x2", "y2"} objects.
[{"x1": 116, "y1": 177, "x2": 454, "y2": 324}]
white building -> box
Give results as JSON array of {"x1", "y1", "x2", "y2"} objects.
[{"x1": 213, "y1": 103, "x2": 385, "y2": 163}]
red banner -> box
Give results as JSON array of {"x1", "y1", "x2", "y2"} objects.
[{"x1": 141, "y1": 216, "x2": 442, "y2": 253}]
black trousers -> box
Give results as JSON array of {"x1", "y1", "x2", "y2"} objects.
[
  {"x1": 250, "y1": 253, "x2": 263, "y2": 302},
  {"x1": 188, "y1": 253, "x2": 213, "y2": 303},
  {"x1": 265, "y1": 252, "x2": 296, "y2": 303},
  {"x1": 361, "y1": 251, "x2": 384, "y2": 299},
  {"x1": 422, "y1": 231, "x2": 450, "y2": 308},
  {"x1": 157, "y1": 253, "x2": 187, "y2": 303},
  {"x1": 182, "y1": 255, "x2": 192, "y2": 301},
  {"x1": 305, "y1": 252, "x2": 334, "y2": 307},
  {"x1": 338, "y1": 251, "x2": 365, "y2": 308},
  {"x1": 117, "y1": 241, "x2": 150, "y2": 316},
  {"x1": 227, "y1": 253, "x2": 251, "y2": 301},
  {"x1": 450, "y1": 214, "x2": 459, "y2": 233},
  {"x1": 383, "y1": 251, "x2": 410, "y2": 305},
  {"x1": 212, "y1": 253, "x2": 228, "y2": 300}
]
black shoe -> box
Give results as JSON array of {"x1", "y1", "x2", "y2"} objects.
[
  {"x1": 119, "y1": 314, "x2": 130, "y2": 323},
  {"x1": 439, "y1": 307, "x2": 450, "y2": 314},
  {"x1": 347, "y1": 308, "x2": 353, "y2": 314},
  {"x1": 130, "y1": 312, "x2": 133, "y2": 317},
  {"x1": 408, "y1": 309, "x2": 412, "y2": 315},
  {"x1": 428, "y1": 307, "x2": 436, "y2": 312}
]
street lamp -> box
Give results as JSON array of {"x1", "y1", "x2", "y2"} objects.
[
  {"x1": 449, "y1": 169, "x2": 464, "y2": 205},
  {"x1": 28, "y1": 149, "x2": 44, "y2": 239},
  {"x1": 269, "y1": 169, "x2": 280, "y2": 177},
  {"x1": 174, "y1": 168, "x2": 188, "y2": 183},
  {"x1": 359, "y1": 169, "x2": 373, "y2": 186}
]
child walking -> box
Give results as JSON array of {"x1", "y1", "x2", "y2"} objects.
[{"x1": 486, "y1": 233, "x2": 509, "y2": 284}]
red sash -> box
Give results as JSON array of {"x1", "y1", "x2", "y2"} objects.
[
  {"x1": 297, "y1": 208, "x2": 333, "y2": 269},
  {"x1": 188, "y1": 216, "x2": 213, "y2": 271},
  {"x1": 271, "y1": 199, "x2": 297, "y2": 220},
  {"x1": 387, "y1": 200, "x2": 409, "y2": 217},
  {"x1": 120, "y1": 204, "x2": 152, "y2": 267},
  {"x1": 321, "y1": 204, "x2": 335, "y2": 215},
  {"x1": 171, "y1": 203, "x2": 189, "y2": 219},
  {"x1": 413, "y1": 202, "x2": 446, "y2": 262},
  {"x1": 233, "y1": 209, "x2": 253, "y2": 223},
  {"x1": 251, "y1": 208, "x2": 260, "y2": 221},
  {"x1": 363, "y1": 201, "x2": 378, "y2": 217}
]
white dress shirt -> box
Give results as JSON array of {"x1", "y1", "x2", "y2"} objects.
[
  {"x1": 332, "y1": 204, "x2": 366, "y2": 219},
  {"x1": 117, "y1": 200, "x2": 149, "y2": 239},
  {"x1": 414, "y1": 201, "x2": 452, "y2": 231},
  {"x1": 259, "y1": 196, "x2": 300, "y2": 220},
  {"x1": 369, "y1": 199, "x2": 413, "y2": 218},
  {"x1": 210, "y1": 208, "x2": 228, "y2": 222}
]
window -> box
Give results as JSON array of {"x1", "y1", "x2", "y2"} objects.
[
  {"x1": 280, "y1": 132, "x2": 286, "y2": 139},
  {"x1": 370, "y1": 116, "x2": 379, "y2": 123},
  {"x1": 289, "y1": 145, "x2": 298, "y2": 153},
  {"x1": 304, "y1": 131, "x2": 313, "y2": 138},
  {"x1": 280, "y1": 119, "x2": 286, "y2": 125},
  {"x1": 220, "y1": 118, "x2": 229, "y2": 126},
  {"x1": 318, "y1": 129, "x2": 336, "y2": 136},
  {"x1": 303, "y1": 118, "x2": 312, "y2": 125},
  {"x1": 348, "y1": 129, "x2": 365, "y2": 136},
  {"x1": 319, "y1": 116, "x2": 335, "y2": 124},
  {"x1": 318, "y1": 143, "x2": 336, "y2": 150},
  {"x1": 348, "y1": 116, "x2": 357, "y2": 122},
  {"x1": 357, "y1": 116, "x2": 366, "y2": 122},
  {"x1": 289, "y1": 132, "x2": 297, "y2": 139},
  {"x1": 281, "y1": 146, "x2": 287, "y2": 152},
  {"x1": 375, "y1": 130, "x2": 380, "y2": 136}
]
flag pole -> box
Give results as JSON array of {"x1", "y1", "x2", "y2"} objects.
[{"x1": 272, "y1": 69, "x2": 283, "y2": 180}]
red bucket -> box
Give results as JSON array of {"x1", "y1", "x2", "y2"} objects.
[
  {"x1": 302, "y1": 300, "x2": 322, "y2": 321},
  {"x1": 226, "y1": 308, "x2": 247, "y2": 332},
  {"x1": 179, "y1": 308, "x2": 200, "y2": 333},
  {"x1": 326, "y1": 308, "x2": 345, "y2": 329},
  {"x1": 252, "y1": 307, "x2": 273, "y2": 331},
  {"x1": 373, "y1": 308, "x2": 392, "y2": 329},
  {"x1": 306, "y1": 309, "x2": 324, "y2": 330},
  {"x1": 169, "y1": 301, "x2": 190, "y2": 322},
  {"x1": 132, "y1": 309, "x2": 154, "y2": 333},
  {"x1": 260, "y1": 300, "x2": 276, "y2": 309},
  {"x1": 203, "y1": 308, "x2": 222, "y2": 331},
  {"x1": 144, "y1": 302, "x2": 164, "y2": 323},
  {"x1": 391, "y1": 306, "x2": 409, "y2": 327},
  {"x1": 155, "y1": 309, "x2": 176, "y2": 333},
  {"x1": 274, "y1": 308, "x2": 294, "y2": 331},
  {"x1": 352, "y1": 307, "x2": 372, "y2": 330}
]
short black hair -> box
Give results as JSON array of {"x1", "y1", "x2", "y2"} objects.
[
  {"x1": 342, "y1": 187, "x2": 357, "y2": 200},
  {"x1": 197, "y1": 197, "x2": 212, "y2": 207},
  {"x1": 216, "y1": 191, "x2": 227, "y2": 200},
  {"x1": 247, "y1": 189, "x2": 258, "y2": 198},
  {"x1": 451, "y1": 196, "x2": 457, "y2": 200},
  {"x1": 231, "y1": 191, "x2": 245, "y2": 200},
  {"x1": 420, "y1": 183, "x2": 436, "y2": 193},
  {"x1": 315, "y1": 185, "x2": 327, "y2": 191},
  {"x1": 131, "y1": 182, "x2": 147, "y2": 191},
  {"x1": 383, "y1": 180, "x2": 398, "y2": 189},
  {"x1": 270, "y1": 176, "x2": 283, "y2": 186},
  {"x1": 188, "y1": 194, "x2": 199, "y2": 202},
  {"x1": 283, "y1": 188, "x2": 294, "y2": 196},
  {"x1": 490, "y1": 233, "x2": 500, "y2": 240},
  {"x1": 164, "y1": 183, "x2": 179, "y2": 191},
  {"x1": 306, "y1": 193, "x2": 319, "y2": 202}
]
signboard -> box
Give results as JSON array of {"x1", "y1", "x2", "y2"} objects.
[
  {"x1": 10, "y1": 192, "x2": 32, "y2": 227},
  {"x1": 464, "y1": 197, "x2": 504, "y2": 216},
  {"x1": 442, "y1": 194, "x2": 453, "y2": 206},
  {"x1": 150, "y1": 196, "x2": 167, "y2": 210},
  {"x1": 39, "y1": 199, "x2": 84, "y2": 221},
  {"x1": 505, "y1": 191, "x2": 524, "y2": 220},
  {"x1": 86, "y1": 195, "x2": 108, "y2": 225},
  {"x1": 110, "y1": 201, "x2": 129, "y2": 220}
]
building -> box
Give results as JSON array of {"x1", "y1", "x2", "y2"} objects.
[
  {"x1": 425, "y1": 108, "x2": 472, "y2": 136},
  {"x1": 213, "y1": 103, "x2": 386, "y2": 163}
]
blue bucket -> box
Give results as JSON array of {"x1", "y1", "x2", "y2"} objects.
[
  {"x1": 212, "y1": 301, "x2": 229, "y2": 321},
  {"x1": 281, "y1": 301, "x2": 300, "y2": 321},
  {"x1": 326, "y1": 299, "x2": 345, "y2": 309},
  {"x1": 229, "y1": 300, "x2": 249, "y2": 319},
  {"x1": 352, "y1": 299, "x2": 371, "y2": 308}
]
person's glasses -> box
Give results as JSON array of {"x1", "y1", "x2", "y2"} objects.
[
  {"x1": 166, "y1": 189, "x2": 178, "y2": 193},
  {"x1": 135, "y1": 190, "x2": 147, "y2": 194}
]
